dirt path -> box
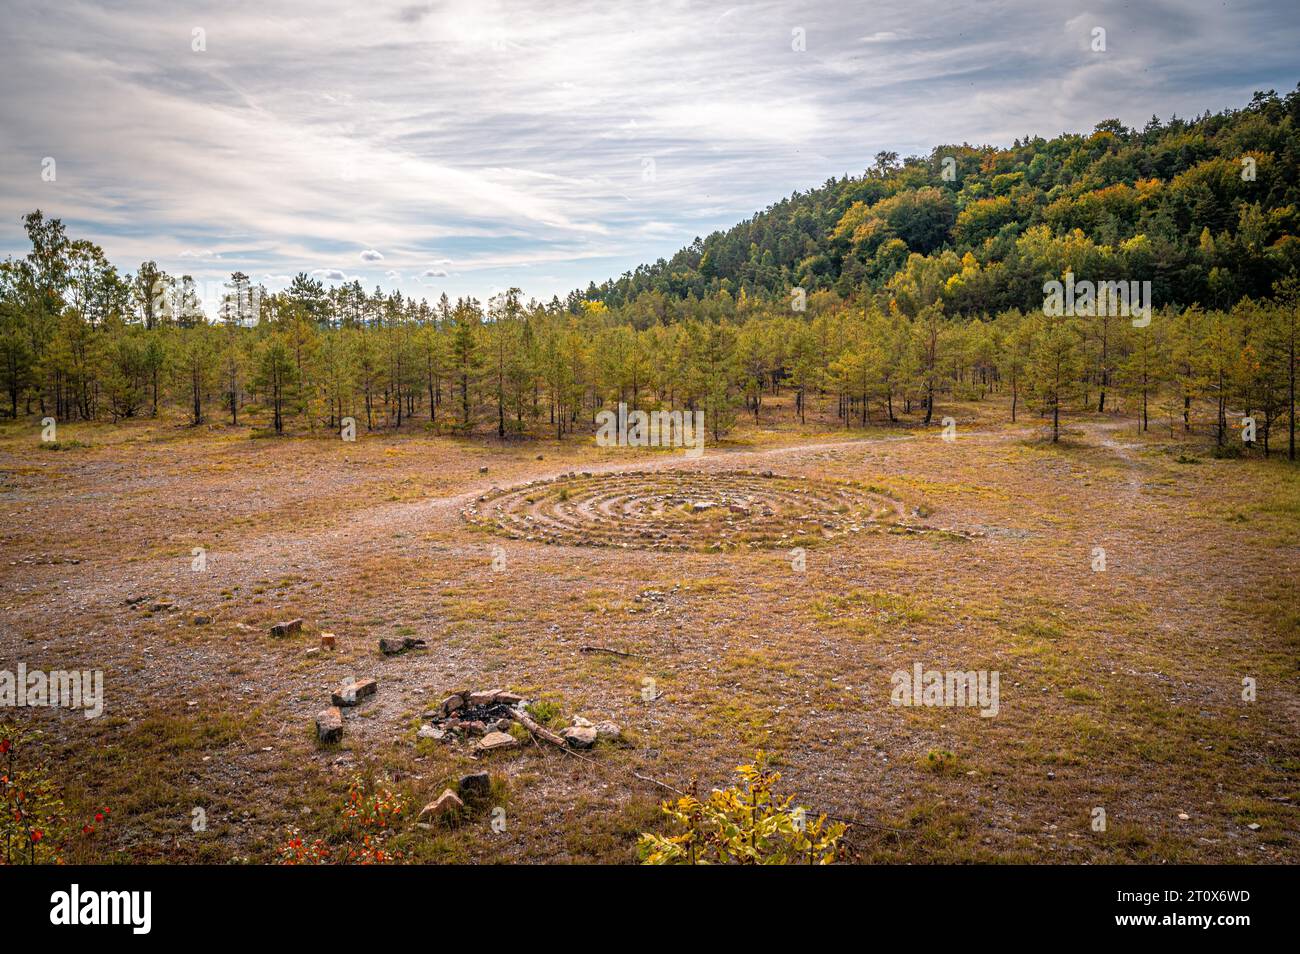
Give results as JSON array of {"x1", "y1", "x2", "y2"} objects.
[{"x1": 1, "y1": 411, "x2": 1295, "y2": 864}]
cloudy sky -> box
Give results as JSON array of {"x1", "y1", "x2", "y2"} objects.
[{"x1": 0, "y1": 0, "x2": 1296, "y2": 308}]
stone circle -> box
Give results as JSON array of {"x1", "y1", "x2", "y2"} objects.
[{"x1": 462, "y1": 469, "x2": 916, "y2": 551}]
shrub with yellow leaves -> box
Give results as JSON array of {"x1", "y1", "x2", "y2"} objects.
[{"x1": 637, "y1": 752, "x2": 846, "y2": 865}]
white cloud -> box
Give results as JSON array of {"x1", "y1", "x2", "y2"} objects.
[{"x1": 0, "y1": 0, "x2": 1294, "y2": 304}]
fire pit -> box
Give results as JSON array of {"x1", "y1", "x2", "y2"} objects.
[{"x1": 420, "y1": 689, "x2": 620, "y2": 752}]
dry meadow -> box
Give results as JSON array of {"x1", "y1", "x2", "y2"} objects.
[{"x1": 1, "y1": 397, "x2": 1296, "y2": 863}]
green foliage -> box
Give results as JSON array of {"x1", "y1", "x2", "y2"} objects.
[
  {"x1": 586, "y1": 85, "x2": 1300, "y2": 313},
  {"x1": 0, "y1": 88, "x2": 1295, "y2": 459},
  {"x1": 525, "y1": 699, "x2": 564, "y2": 729},
  {"x1": 277, "y1": 774, "x2": 408, "y2": 865},
  {"x1": 637, "y1": 752, "x2": 847, "y2": 864},
  {"x1": 922, "y1": 748, "x2": 962, "y2": 775},
  {"x1": 0, "y1": 722, "x2": 111, "y2": 865}
]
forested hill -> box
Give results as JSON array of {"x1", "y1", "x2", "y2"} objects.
[{"x1": 583, "y1": 85, "x2": 1300, "y2": 320}]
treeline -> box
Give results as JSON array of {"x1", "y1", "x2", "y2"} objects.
[
  {"x1": 1, "y1": 87, "x2": 1297, "y2": 457},
  {"x1": 0, "y1": 207, "x2": 1295, "y2": 458}
]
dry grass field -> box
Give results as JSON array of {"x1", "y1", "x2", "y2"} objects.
[{"x1": 1, "y1": 398, "x2": 1296, "y2": 864}]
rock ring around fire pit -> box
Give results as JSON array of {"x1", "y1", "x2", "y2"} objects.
[{"x1": 420, "y1": 689, "x2": 620, "y2": 752}]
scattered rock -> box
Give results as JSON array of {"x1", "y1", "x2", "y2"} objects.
[
  {"x1": 124, "y1": 595, "x2": 152, "y2": 607},
  {"x1": 331, "y1": 677, "x2": 377, "y2": 707},
  {"x1": 305, "y1": 647, "x2": 320, "y2": 658},
  {"x1": 418, "y1": 789, "x2": 463, "y2": 821},
  {"x1": 572, "y1": 715, "x2": 593, "y2": 728},
  {"x1": 315, "y1": 707, "x2": 344, "y2": 744},
  {"x1": 192, "y1": 615, "x2": 213, "y2": 626},
  {"x1": 380, "y1": 636, "x2": 427, "y2": 655},
  {"x1": 1177, "y1": 812, "x2": 1189, "y2": 820},
  {"x1": 479, "y1": 466, "x2": 489, "y2": 474},
  {"x1": 319, "y1": 632, "x2": 337, "y2": 650},
  {"x1": 271, "y1": 618, "x2": 303, "y2": 638},
  {"x1": 561, "y1": 726, "x2": 597, "y2": 749},
  {"x1": 440, "y1": 693, "x2": 466, "y2": 715},
  {"x1": 476, "y1": 731, "x2": 518, "y2": 752},
  {"x1": 469, "y1": 689, "x2": 501, "y2": 706},
  {"x1": 594, "y1": 721, "x2": 621, "y2": 741},
  {"x1": 459, "y1": 772, "x2": 491, "y2": 802},
  {"x1": 149, "y1": 601, "x2": 175, "y2": 613},
  {"x1": 493, "y1": 690, "x2": 524, "y2": 705},
  {"x1": 417, "y1": 724, "x2": 445, "y2": 741},
  {"x1": 1246, "y1": 822, "x2": 1261, "y2": 831}
]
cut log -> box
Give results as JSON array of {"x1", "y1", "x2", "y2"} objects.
[
  {"x1": 271, "y1": 618, "x2": 304, "y2": 638},
  {"x1": 315, "y1": 706, "x2": 343, "y2": 744},
  {"x1": 511, "y1": 708, "x2": 566, "y2": 748}
]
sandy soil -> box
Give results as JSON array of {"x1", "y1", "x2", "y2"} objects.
[{"x1": 1, "y1": 398, "x2": 1296, "y2": 863}]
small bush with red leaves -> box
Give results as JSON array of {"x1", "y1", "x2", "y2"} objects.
[
  {"x1": 278, "y1": 774, "x2": 407, "y2": 865},
  {"x1": 1, "y1": 723, "x2": 111, "y2": 865}
]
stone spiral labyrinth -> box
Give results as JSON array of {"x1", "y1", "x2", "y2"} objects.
[{"x1": 462, "y1": 469, "x2": 928, "y2": 551}]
